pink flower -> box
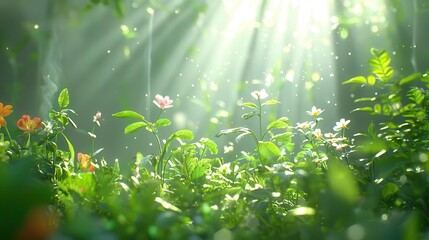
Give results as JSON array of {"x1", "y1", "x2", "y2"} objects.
[{"x1": 153, "y1": 95, "x2": 173, "y2": 109}]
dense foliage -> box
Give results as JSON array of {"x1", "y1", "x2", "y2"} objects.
[{"x1": 1, "y1": 49, "x2": 429, "y2": 239}]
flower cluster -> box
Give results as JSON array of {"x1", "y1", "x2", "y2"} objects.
[{"x1": 295, "y1": 106, "x2": 352, "y2": 163}]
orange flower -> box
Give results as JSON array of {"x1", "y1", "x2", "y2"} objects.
[
  {"x1": 0, "y1": 103, "x2": 13, "y2": 127},
  {"x1": 17, "y1": 115, "x2": 42, "y2": 133},
  {"x1": 77, "y1": 153, "x2": 95, "y2": 172}
]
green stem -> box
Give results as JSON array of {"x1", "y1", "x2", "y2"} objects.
[
  {"x1": 150, "y1": 126, "x2": 163, "y2": 177},
  {"x1": 258, "y1": 99, "x2": 262, "y2": 140},
  {"x1": 25, "y1": 133, "x2": 31, "y2": 149},
  {"x1": 198, "y1": 146, "x2": 207, "y2": 162},
  {"x1": 4, "y1": 125, "x2": 12, "y2": 142},
  {"x1": 156, "y1": 109, "x2": 163, "y2": 121},
  {"x1": 91, "y1": 125, "x2": 95, "y2": 155}
]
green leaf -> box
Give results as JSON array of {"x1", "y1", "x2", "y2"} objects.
[
  {"x1": 382, "y1": 182, "x2": 399, "y2": 199},
  {"x1": 367, "y1": 75, "x2": 376, "y2": 85},
  {"x1": 257, "y1": 142, "x2": 280, "y2": 165},
  {"x1": 354, "y1": 97, "x2": 376, "y2": 103},
  {"x1": 216, "y1": 127, "x2": 251, "y2": 137},
  {"x1": 328, "y1": 159, "x2": 359, "y2": 203},
  {"x1": 113, "y1": 0, "x2": 125, "y2": 17},
  {"x1": 169, "y1": 130, "x2": 194, "y2": 142},
  {"x1": 290, "y1": 207, "x2": 316, "y2": 216},
  {"x1": 266, "y1": 119, "x2": 288, "y2": 130},
  {"x1": 409, "y1": 88, "x2": 424, "y2": 104},
  {"x1": 236, "y1": 131, "x2": 251, "y2": 142},
  {"x1": 369, "y1": 48, "x2": 394, "y2": 82},
  {"x1": 242, "y1": 112, "x2": 258, "y2": 120},
  {"x1": 399, "y1": 73, "x2": 421, "y2": 85},
  {"x1": 262, "y1": 99, "x2": 280, "y2": 106},
  {"x1": 61, "y1": 132, "x2": 75, "y2": 167},
  {"x1": 191, "y1": 163, "x2": 210, "y2": 180},
  {"x1": 199, "y1": 138, "x2": 218, "y2": 154},
  {"x1": 124, "y1": 122, "x2": 148, "y2": 134},
  {"x1": 343, "y1": 76, "x2": 366, "y2": 85},
  {"x1": 155, "y1": 118, "x2": 171, "y2": 128},
  {"x1": 374, "y1": 104, "x2": 382, "y2": 114},
  {"x1": 367, "y1": 121, "x2": 376, "y2": 139},
  {"x1": 271, "y1": 132, "x2": 292, "y2": 143},
  {"x1": 112, "y1": 110, "x2": 145, "y2": 120},
  {"x1": 351, "y1": 107, "x2": 374, "y2": 113},
  {"x1": 58, "y1": 88, "x2": 70, "y2": 108},
  {"x1": 240, "y1": 102, "x2": 258, "y2": 109}
]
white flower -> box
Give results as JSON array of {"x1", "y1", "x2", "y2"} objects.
[
  {"x1": 333, "y1": 118, "x2": 350, "y2": 131},
  {"x1": 313, "y1": 128, "x2": 323, "y2": 140},
  {"x1": 42, "y1": 121, "x2": 53, "y2": 134},
  {"x1": 251, "y1": 89, "x2": 268, "y2": 100},
  {"x1": 93, "y1": 111, "x2": 102, "y2": 126},
  {"x1": 296, "y1": 121, "x2": 315, "y2": 130},
  {"x1": 306, "y1": 106, "x2": 324, "y2": 117},
  {"x1": 324, "y1": 132, "x2": 337, "y2": 138}
]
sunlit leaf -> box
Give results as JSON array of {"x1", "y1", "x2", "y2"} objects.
[
  {"x1": 403, "y1": 213, "x2": 420, "y2": 240},
  {"x1": 155, "y1": 118, "x2": 171, "y2": 128},
  {"x1": 351, "y1": 107, "x2": 373, "y2": 113},
  {"x1": 240, "y1": 102, "x2": 258, "y2": 109},
  {"x1": 236, "y1": 131, "x2": 251, "y2": 143},
  {"x1": 155, "y1": 197, "x2": 181, "y2": 212},
  {"x1": 374, "y1": 104, "x2": 382, "y2": 114},
  {"x1": 399, "y1": 73, "x2": 421, "y2": 85},
  {"x1": 328, "y1": 159, "x2": 359, "y2": 203},
  {"x1": 199, "y1": 138, "x2": 218, "y2": 154},
  {"x1": 354, "y1": 97, "x2": 376, "y2": 103},
  {"x1": 124, "y1": 122, "x2": 147, "y2": 134},
  {"x1": 58, "y1": 88, "x2": 70, "y2": 108},
  {"x1": 343, "y1": 76, "x2": 366, "y2": 85},
  {"x1": 375, "y1": 149, "x2": 387, "y2": 158},
  {"x1": 61, "y1": 132, "x2": 74, "y2": 166},
  {"x1": 409, "y1": 88, "x2": 424, "y2": 104},
  {"x1": 290, "y1": 207, "x2": 316, "y2": 216},
  {"x1": 113, "y1": 0, "x2": 125, "y2": 17},
  {"x1": 191, "y1": 164, "x2": 210, "y2": 180},
  {"x1": 112, "y1": 110, "x2": 145, "y2": 120},
  {"x1": 216, "y1": 127, "x2": 250, "y2": 137},
  {"x1": 262, "y1": 99, "x2": 280, "y2": 106},
  {"x1": 267, "y1": 119, "x2": 288, "y2": 130},
  {"x1": 257, "y1": 141, "x2": 280, "y2": 165},
  {"x1": 382, "y1": 182, "x2": 399, "y2": 199},
  {"x1": 369, "y1": 48, "x2": 394, "y2": 82},
  {"x1": 169, "y1": 130, "x2": 194, "y2": 142},
  {"x1": 242, "y1": 112, "x2": 258, "y2": 120},
  {"x1": 367, "y1": 75, "x2": 376, "y2": 85},
  {"x1": 271, "y1": 132, "x2": 292, "y2": 143}
]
